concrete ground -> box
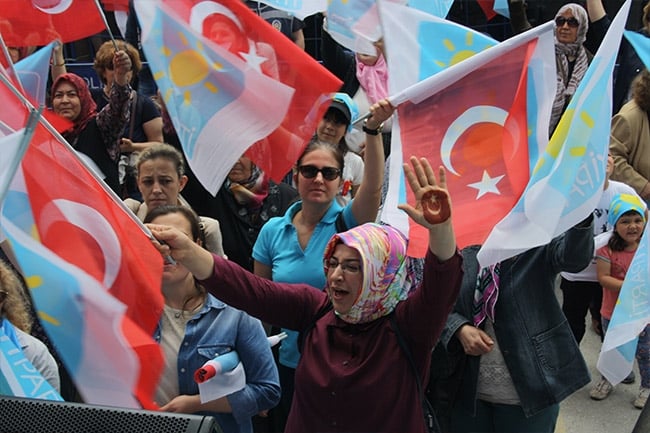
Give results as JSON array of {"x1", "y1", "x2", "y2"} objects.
[{"x1": 555, "y1": 314, "x2": 643, "y2": 433}]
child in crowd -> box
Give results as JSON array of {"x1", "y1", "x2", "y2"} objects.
[{"x1": 590, "y1": 193, "x2": 648, "y2": 408}]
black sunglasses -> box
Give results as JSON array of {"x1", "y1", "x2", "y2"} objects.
[
  {"x1": 555, "y1": 16, "x2": 579, "y2": 28},
  {"x1": 298, "y1": 165, "x2": 341, "y2": 181},
  {"x1": 0, "y1": 290, "x2": 7, "y2": 303}
]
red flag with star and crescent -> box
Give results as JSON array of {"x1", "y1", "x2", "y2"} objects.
[
  {"x1": 0, "y1": 76, "x2": 164, "y2": 409},
  {"x1": 388, "y1": 23, "x2": 556, "y2": 257},
  {"x1": 0, "y1": 0, "x2": 105, "y2": 46}
]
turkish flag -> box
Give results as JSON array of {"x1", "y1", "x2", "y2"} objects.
[
  {"x1": 0, "y1": 77, "x2": 164, "y2": 409},
  {"x1": 0, "y1": 0, "x2": 105, "y2": 46},
  {"x1": 162, "y1": 0, "x2": 342, "y2": 184},
  {"x1": 397, "y1": 39, "x2": 536, "y2": 255},
  {"x1": 22, "y1": 126, "x2": 165, "y2": 408}
]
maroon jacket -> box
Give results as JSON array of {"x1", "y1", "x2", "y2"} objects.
[{"x1": 201, "y1": 250, "x2": 462, "y2": 433}]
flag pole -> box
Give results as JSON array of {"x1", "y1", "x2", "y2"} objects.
[
  {"x1": 0, "y1": 72, "x2": 175, "y2": 263},
  {"x1": 93, "y1": 0, "x2": 120, "y2": 52}
]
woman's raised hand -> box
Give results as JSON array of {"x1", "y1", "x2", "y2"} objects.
[{"x1": 398, "y1": 156, "x2": 452, "y2": 228}]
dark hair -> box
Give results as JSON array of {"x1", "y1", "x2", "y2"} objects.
[
  {"x1": 143, "y1": 205, "x2": 206, "y2": 247},
  {"x1": 297, "y1": 138, "x2": 345, "y2": 173},
  {"x1": 633, "y1": 69, "x2": 650, "y2": 112},
  {"x1": 608, "y1": 210, "x2": 644, "y2": 251}
]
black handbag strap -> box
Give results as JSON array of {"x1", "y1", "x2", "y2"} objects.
[{"x1": 389, "y1": 314, "x2": 437, "y2": 432}]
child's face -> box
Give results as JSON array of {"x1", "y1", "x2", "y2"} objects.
[{"x1": 615, "y1": 212, "x2": 645, "y2": 245}]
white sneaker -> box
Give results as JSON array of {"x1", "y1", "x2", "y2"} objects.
[
  {"x1": 634, "y1": 387, "x2": 650, "y2": 409},
  {"x1": 590, "y1": 377, "x2": 613, "y2": 400}
]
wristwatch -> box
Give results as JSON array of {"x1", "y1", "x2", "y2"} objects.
[{"x1": 362, "y1": 119, "x2": 384, "y2": 136}]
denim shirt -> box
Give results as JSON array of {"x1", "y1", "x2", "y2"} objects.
[
  {"x1": 153, "y1": 294, "x2": 280, "y2": 433},
  {"x1": 441, "y1": 220, "x2": 594, "y2": 417}
]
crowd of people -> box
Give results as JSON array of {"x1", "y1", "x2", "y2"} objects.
[{"x1": 1, "y1": 1, "x2": 650, "y2": 433}]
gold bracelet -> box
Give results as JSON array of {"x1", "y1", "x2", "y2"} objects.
[{"x1": 52, "y1": 62, "x2": 65, "y2": 66}]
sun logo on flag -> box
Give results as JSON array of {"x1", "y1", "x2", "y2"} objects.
[
  {"x1": 534, "y1": 107, "x2": 590, "y2": 176},
  {"x1": 155, "y1": 32, "x2": 222, "y2": 106},
  {"x1": 436, "y1": 32, "x2": 489, "y2": 67},
  {"x1": 419, "y1": 22, "x2": 496, "y2": 80}
]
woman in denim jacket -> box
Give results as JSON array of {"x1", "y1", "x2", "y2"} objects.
[
  {"x1": 440, "y1": 215, "x2": 594, "y2": 433},
  {"x1": 144, "y1": 205, "x2": 280, "y2": 433}
]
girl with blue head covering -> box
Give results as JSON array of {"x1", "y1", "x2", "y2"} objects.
[{"x1": 591, "y1": 193, "x2": 648, "y2": 406}]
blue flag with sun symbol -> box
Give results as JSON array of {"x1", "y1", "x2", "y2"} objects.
[
  {"x1": 135, "y1": 0, "x2": 294, "y2": 195},
  {"x1": 477, "y1": 0, "x2": 632, "y2": 268}
]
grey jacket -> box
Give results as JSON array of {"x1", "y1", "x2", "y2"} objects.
[{"x1": 441, "y1": 218, "x2": 594, "y2": 417}]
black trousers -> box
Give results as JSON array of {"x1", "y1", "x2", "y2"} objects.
[{"x1": 560, "y1": 277, "x2": 603, "y2": 343}]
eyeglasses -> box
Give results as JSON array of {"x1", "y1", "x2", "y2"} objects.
[
  {"x1": 0, "y1": 291, "x2": 7, "y2": 303},
  {"x1": 555, "y1": 16, "x2": 579, "y2": 28},
  {"x1": 325, "y1": 257, "x2": 361, "y2": 274},
  {"x1": 298, "y1": 165, "x2": 341, "y2": 181}
]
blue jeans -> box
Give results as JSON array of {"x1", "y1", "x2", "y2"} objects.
[
  {"x1": 451, "y1": 400, "x2": 559, "y2": 433},
  {"x1": 602, "y1": 317, "x2": 650, "y2": 387}
]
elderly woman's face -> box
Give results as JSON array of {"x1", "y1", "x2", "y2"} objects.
[
  {"x1": 555, "y1": 10, "x2": 579, "y2": 44},
  {"x1": 52, "y1": 82, "x2": 82, "y2": 121},
  {"x1": 228, "y1": 156, "x2": 253, "y2": 183},
  {"x1": 326, "y1": 244, "x2": 363, "y2": 315}
]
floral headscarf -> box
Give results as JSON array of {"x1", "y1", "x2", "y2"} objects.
[
  {"x1": 323, "y1": 223, "x2": 412, "y2": 324},
  {"x1": 51, "y1": 73, "x2": 97, "y2": 145}
]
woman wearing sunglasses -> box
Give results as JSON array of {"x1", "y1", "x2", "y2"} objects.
[
  {"x1": 509, "y1": 2, "x2": 597, "y2": 136},
  {"x1": 250, "y1": 97, "x2": 394, "y2": 432},
  {"x1": 550, "y1": 4, "x2": 592, "y2": 135}
]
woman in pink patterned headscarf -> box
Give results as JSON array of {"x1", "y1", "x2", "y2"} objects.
[{"x1": 148, "y1": 156, "x2": 463, "y2": 433}]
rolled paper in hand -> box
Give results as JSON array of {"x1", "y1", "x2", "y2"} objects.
[
  {"x1": 267, "y1": 332, "x2": 288, "y2": 347},
  {"x1": 194, "y1": 351, "x2": 240, "y2": 384}
]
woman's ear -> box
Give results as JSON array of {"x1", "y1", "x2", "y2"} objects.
[{"x1": 179, "y1": 175, "x2": 189, "y2": 191}]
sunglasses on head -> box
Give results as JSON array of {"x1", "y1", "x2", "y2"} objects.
[
  {"x1": 555, "y1": 16, "x2": 579, "y2": 28},
  {"x1": 298, "y1": 165, "x2": 341, "y2": 181}
]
